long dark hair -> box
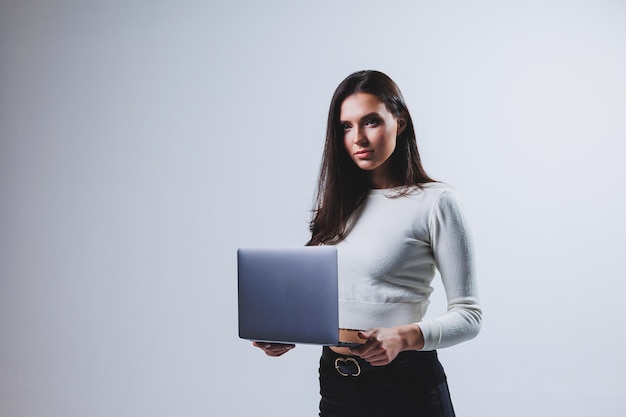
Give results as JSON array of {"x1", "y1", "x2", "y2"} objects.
[{"x1": 307, "y1": 70, "x2": 435, "y2": 246}]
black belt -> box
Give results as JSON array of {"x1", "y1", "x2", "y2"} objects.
[
  {"x1": 321, "y1": 347, "x2": 373, "y2": 377},
  {"x1": 321, "y1": 346, "x2": 439, "y2": 378}
]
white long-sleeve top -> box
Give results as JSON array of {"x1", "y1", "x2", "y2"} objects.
[{"x1": 335, "y1": 183, "x2": 482, "y2": 351}]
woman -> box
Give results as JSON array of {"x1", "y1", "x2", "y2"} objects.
[{"x1": 254, "y1": 70, "x2": 481, "y2": 417}]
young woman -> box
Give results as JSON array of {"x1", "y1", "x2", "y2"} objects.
[{"x1": 254, "y1": 70, "x2": 481, "y2": 417}]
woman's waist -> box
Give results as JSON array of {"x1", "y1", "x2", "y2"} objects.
[{"x1": 330, "y1": 329, "x2": 365, "y2": 355}]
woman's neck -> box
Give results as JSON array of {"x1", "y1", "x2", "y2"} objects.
[
  {"x1": 367, "y1": 158, "x2": 399, "y2": 189},
  {"x1": 368, "y1": 170, "x2": 399, "y2": 189}
]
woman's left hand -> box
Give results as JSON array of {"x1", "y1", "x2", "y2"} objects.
[{"x1": 348, "y1": 324, "x2": 424, "y2": 366}]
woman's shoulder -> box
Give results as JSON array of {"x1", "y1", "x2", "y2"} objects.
[
  {"x1": 419, "y1": 181, "x2": 454, "y2": 192},
  {"x1": 370, "y1": 182, "x2": 458, "y2": 208},
  {"x1": 402, "y1": 183, "x2": 467, "y2": 217},
  {"x1": 407, "y1": 181, "x2": 455, "y2": 199}
]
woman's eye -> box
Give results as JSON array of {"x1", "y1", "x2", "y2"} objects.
[
  {"x1": 365, "y1": 118, "x2": 380, "y2": 126},
  {"x1": 341, "y1": 123, "x2": 351, "y2": 131}
]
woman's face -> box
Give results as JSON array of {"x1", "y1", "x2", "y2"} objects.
[{"x1": 340, "y1": 93, "x2": 406, "y2": 188}]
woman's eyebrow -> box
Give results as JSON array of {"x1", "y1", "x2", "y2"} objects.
[
  {"x1": 358, "y1": 112, "x2": 383, "y2": 123},
  {"x1": 340, "y1": 112, "x2": 383, "y2": 124}
]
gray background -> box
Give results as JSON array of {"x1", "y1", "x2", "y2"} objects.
[{"x1": 1, "y1": 1, "x2": 625, "y2": 416}]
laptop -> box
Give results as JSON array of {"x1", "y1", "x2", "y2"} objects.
[{"x1": 237, "y1": 246, "x2": 359, "y2": 347}]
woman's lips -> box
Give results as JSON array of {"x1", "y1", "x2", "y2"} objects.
[{"x1": 355, "y1": 150, "x2": 373, "y2": 159}]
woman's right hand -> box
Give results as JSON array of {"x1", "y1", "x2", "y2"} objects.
[{"x1": 252, "y1": 342, "x2": 295, "y2": 357}]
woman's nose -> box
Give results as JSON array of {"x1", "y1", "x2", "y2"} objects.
[{"x1": 352, "y1": 126, "x2": 367, "y2": 145}]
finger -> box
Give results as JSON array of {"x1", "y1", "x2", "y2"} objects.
[
  {"x1": 350, "y1": 337, "x2": 380, "y2": 356},
  {"x1": 266, "y1": 344, "x2": 295, "y2": 354},
  {"x1": 254, "y1": 342, "x2": 294, "y2": 349},
  {"x1": 354, "y1": 347, "x2": 382, "y2": 361},
  {"x1": 368, "y1": 357, "x2": 393, "y2": 366},
  {"x1": 350, "y1": 346, "x2": 376, "y2": 358},
  {"x1": 265, "y1": 351, "x2": 287, "y2": 357},
  {"x1": 357, "y1": 330, "x2": 373, "y2": 340},
  {"x1": 253, "y1": 342, "x2": 272, "y2": 351},
  {"x1": 265, "y1": 347, "x2": 293, "y2": 356},
  {"x1": 349, "y1": 330, "x2": 377, "y2": 355},
  {"x1": 364, "y1": 347, "x2": 400, "y2": 365},
  {"x1": 359, "y1": 350, "x2": 389, "y2": 364},
  {"x1": 266, "y1": 347, "x2": 291, "y2": 355},
  {"x1": 268, "y1": 343, "x2": 295, "y2": 350},
  {"x1": 350, "y1": 337, "x2": 376, "y2": 354}
]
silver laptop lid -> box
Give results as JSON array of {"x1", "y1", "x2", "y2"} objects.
[{"x1": 237, "y1": 246, "x2": 340, "y2": 345}]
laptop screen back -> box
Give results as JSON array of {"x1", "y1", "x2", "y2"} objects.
[{"x1": 237, "y1": 246, "x2": 340, "y2": 345}]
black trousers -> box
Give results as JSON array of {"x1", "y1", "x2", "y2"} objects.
[{"x1": 319, "y1": 347, "x2": 455, "y2": 417}]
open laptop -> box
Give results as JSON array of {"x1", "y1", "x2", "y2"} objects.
[{"x1": 237, "y1": 246, "x2": 359, "y2": 347}]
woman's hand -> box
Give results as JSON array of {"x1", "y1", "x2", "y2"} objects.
[
  {"x1": 348, "y1": 324, "x2": 424, "y2": 366},
  {"x1": 252, "y1": 342, "x2": 295, "y2": 357}
]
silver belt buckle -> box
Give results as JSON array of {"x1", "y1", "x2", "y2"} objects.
[{"x1": 334, "y1": 357, "x2": 361, "y2": 377}]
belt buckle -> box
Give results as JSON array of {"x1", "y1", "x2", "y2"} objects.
[{"x1": 334, "y1": 357, "x2": 361, "y2": 377}]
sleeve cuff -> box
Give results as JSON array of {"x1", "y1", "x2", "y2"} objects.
[{"x1": 416, "y1": 319, "x2": 442, "y2": 351}]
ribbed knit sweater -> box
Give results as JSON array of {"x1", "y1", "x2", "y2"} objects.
[{"x1": 335, "y1": 183, "x2": 481, "y2": 351}]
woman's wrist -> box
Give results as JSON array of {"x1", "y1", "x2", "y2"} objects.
[{"x1": 397, "y1": 323, "x2": 425, "y2": 351}]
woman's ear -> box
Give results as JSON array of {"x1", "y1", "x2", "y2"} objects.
[{"x1": 396, "y1": 116, "x2": 407, "y2": 136}]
